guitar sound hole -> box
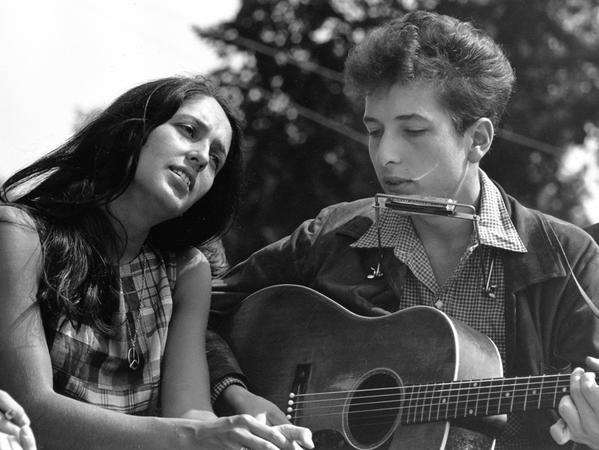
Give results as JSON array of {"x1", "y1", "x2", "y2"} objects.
[{"x1": 346, "y1": 371, "x2": 402, "y2": 448}]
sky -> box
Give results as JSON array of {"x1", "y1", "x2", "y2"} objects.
[{"x1": 0, "y1": 0, "x2": 240, "y2": 181}]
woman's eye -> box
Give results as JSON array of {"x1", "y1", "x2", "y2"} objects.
[
  {"x1": 210, "y1": 154, "x2": 222, "y2": 170},
  {"x1": 179, "y1": 124, "x2": 196, "y2": 137}
]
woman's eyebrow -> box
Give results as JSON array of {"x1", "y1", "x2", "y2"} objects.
[{"x1": 172, "y1": 113, "x2": 208, "y2": 127}]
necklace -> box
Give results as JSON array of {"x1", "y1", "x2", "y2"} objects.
[
  {"x1": 120, "y1": 246, "x2": 149, "y2": 371},
  {"x1": 125, "y1": 309, "x2": 142, "y2": 370}
]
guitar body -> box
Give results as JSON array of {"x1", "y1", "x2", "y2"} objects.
[{"x1": 218, "y1": 285, "x2": 506, "y2": 450}]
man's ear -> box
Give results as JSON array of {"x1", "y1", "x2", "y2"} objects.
[{"x1": 467, "y1": 118, "x2": 494, "y2": 164}]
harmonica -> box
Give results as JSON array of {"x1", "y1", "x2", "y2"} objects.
[{"x1": 374, "y1": 193, "x2": 479, "y2": 222}]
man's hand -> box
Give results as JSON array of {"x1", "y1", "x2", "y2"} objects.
[
  {"x1": 550, "y1": 356, "x2": 599, "y2": 449},
  {"x1": 214, "y1": 384, "x2": 290, "y2": 425}
]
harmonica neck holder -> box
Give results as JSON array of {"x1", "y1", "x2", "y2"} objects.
[
  {"x1": 375, "y1": 193, "x2": 478, "y2": 219},
  {"x1": 367, "y1": 194, "x2": 481, "y2": 281},
  {"x1": 374, "y1": 193, "x2": 479, "y2": 234}
]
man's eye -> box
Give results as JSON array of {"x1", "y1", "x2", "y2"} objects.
[
  {"x1": 405, "y1": 128, "x2": 427, "y2": 136},
  {"x1": 367, "y1": 129, "x2": 383, "y2": 138}
]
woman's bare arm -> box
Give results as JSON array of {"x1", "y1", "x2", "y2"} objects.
[
  {"x1": 0, "y1": 207, "x2": 311, "y2": 450},
  {"x1": 162, "y1": 248, "x2": 214, "y2": 418},
  {"x1": 161, "y1": 247, "x2": 314, "y2": 449},
  {"x1": 0, "y1": 208, "x2": 213, "y2": 450}
]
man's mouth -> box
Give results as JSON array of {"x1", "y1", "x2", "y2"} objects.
[{"x1": 383, "y1": 176, "x2": 412, "y2": 185}]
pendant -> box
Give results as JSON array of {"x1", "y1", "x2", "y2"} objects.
[
  {"x1": 366, "y1": 263, "x2": 384, "y2": 280},
  {"x1": 128, "y1": 346, "x2": 140, "y2": 370}
]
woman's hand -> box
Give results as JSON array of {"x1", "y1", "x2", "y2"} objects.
[
  {"x1": 0, "y1": 391, "x2": 36, "y2": 450},
  {"x1": 550, "y1": 356, "x2": 599, "y2": 449},
  {"x1": 215, "y1": 384, "x2": 290, "y2": 425},
  {"x1": 190, "y1": 414, "x2": 313, "y2": 450}
]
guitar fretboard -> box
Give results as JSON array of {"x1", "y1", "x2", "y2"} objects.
[{"x1": 401, "y1": 374, "x2": 569, "y2": 424}]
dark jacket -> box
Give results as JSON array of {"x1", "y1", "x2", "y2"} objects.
[
  {"x1": 210, "y1": 184, "x2": 599, "y2": 449},
  {"x1": 585, "y1": 222, "x2": 599, "y2": 245}
]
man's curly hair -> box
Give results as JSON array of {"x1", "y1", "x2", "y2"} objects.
[{"x1": 344, "y1": 11, "x2": 515, "y2": 134}]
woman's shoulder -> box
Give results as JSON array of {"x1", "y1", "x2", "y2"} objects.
[
  {"x1": 0, "y1": 205, "x2": 42, "y2": 272},
  {"x1": 175, "y1": 247, "x2": 209, "y2": 275},
  {"x1": 169, "y1": 247, "x2": 211, "y2": 306},
  {"x1": 151, "y1": 247, "x2": 210, "y2": 294},
  {"x1": 0, "y1": 204, "x2": 37, "y2": 228},
  {"x1": 0, "y1": 205, "x2": 40, "y2": 245}
]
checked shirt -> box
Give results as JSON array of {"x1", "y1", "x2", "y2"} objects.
[{"x1": 49, "y1": 244, "x2": 177, "y2": 415}]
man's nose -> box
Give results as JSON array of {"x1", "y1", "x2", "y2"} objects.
[{"x1": 376, "y1": 132, "x2": 402, "y2": 165}]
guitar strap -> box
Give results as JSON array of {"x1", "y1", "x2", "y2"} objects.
[{"x1": 545, "y1": 218, "x2": 599, "y2": 318}]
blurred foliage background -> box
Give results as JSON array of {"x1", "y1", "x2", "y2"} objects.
[{"x1": 199, "y1": 0, "x2": 599, "y2": 264}]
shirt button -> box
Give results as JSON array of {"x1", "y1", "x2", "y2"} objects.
[{"x1": 435, "y1": 300, "x2": 443, "y2": 309}]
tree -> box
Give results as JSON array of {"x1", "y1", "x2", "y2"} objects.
[{"x1": 197, "y1": 0, "x2": 599, "y2": 264}]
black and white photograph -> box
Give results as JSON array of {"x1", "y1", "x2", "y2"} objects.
[{"x1": 2, "y1": 1, "x2": 599, "y2": 449}]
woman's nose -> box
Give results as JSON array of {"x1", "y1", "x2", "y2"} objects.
[{"x1": 185, "y1": 141, "x2": 210, "y2": 171}]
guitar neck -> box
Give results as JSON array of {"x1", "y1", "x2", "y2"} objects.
[{"x1": 401, "y1": 373, "x2": 569, "y2": 424}]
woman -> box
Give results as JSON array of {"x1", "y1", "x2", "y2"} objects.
[{"x1": 0, "y1": 76, "x2": 313, "y2": 450}]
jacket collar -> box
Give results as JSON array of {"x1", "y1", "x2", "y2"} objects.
[
  {"x1": 335, "y1": 211, "x2": 375, "y2": 240},
  {"x1": 336, "y1": 186, "x2": 568, "y2": 293},
  {"x1": 491, "y1": 182, "x2": 567, "y2": 292}
]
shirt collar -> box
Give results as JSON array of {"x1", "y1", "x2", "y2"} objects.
[{"x1": 477, "y1": 171, "x2": 527, "y2": 252}]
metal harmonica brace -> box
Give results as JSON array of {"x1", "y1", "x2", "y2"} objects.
[
  {"x1": 366, "y1": 194, "x2": 480, "y2": 280},
  {"x1": 374, "y1": 193, "x2": 479, "y2": 223}
]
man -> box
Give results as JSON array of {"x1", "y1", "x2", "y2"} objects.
[{"x1": 208, "y1": 11, "x2": 599, "y2": 449}]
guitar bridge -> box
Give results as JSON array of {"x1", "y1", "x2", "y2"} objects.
[{"x1": 286, "y1": 363, "x2": 311, "y2": 423}]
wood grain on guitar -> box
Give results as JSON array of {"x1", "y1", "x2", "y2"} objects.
[{"x1": 218, "y1": 285, "x2": 570, "y2": 450}]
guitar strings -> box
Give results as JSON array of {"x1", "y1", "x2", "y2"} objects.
[
  {"x1": 291, "y1": 388, "x2": 567, "y2": 414},
  {"x1": 289, "y1": 386, "x2": 570, "y2": 424},
  {"x1": 290, "y1": 387, "x2": 568, "y2": 414},
  {"x1": 286, "y1": 373, "x2": 570, "y2": 422},
  {"x1": 289, "y1": 372, "x2": 569, "y2": 401},
  {"x1": 290, "y1": 388, "x2": 566, "y2": 418},
  {"x1": 292, "y1": 384, "x2": 567, "y2": 407}
]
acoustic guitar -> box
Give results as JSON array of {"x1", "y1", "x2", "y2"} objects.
[{"x1": 217, "y1": 284, "x2": 570, "y2": 449}]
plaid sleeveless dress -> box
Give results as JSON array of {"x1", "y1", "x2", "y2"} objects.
[{"x1": 49, "y1": 244, "x2": 177, "y2": 415}]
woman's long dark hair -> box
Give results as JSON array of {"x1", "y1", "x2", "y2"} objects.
[{"x1": 1, "y1": 76, "x2": 244, "y2": 333}]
